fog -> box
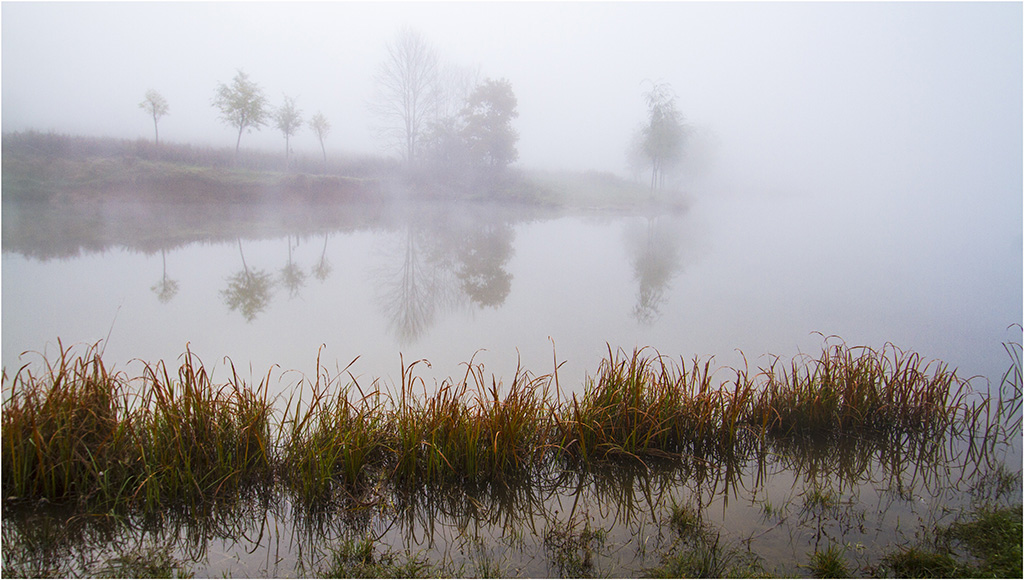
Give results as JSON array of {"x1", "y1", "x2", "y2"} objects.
[{"x1": 3, "y1": 2, "x2": 1020, "y2": 193}]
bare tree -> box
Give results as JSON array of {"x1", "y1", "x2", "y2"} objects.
[
  {"x1": 434, "y1": 62, "x2": 479, "y2": 121},
  {"x1": 274, "y1": 95, "x2": 303, "y2": 170},
  {"x1": 139, "y1": 89, "x2": 169, "y2": 145},
  {"x1": 309, "y1": 112, "x2": 331, "y2": 171},
  {"x1": 213, "y1": 70, "x2": 268, "y2": 157},
  {"x1": 371, "y1": 27, "x2": 439, "y2": 167}
]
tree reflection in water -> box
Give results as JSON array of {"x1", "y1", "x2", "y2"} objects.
[
  {"x1": 625, "y1": 215, "x2": 684, "y2": 324},
  {"x1": 280, "y1": 235, "x2": 307, "y2": 298},
  {"x1": 222, "y1": 239, "x2": 275, "y2": 322},
  {"x1": 374, "y1": 205, "x2": 516, "y2": 345},
  {"x1": 312, "y1": 234, "x2": 332, "y2": 282},
  {"x1": 150, "y1": 248, "x2": 179, "y2": 303}
]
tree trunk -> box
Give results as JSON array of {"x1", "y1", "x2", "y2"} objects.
[{"x1": 284, "y1": 134, "x2": 290, "y2": 171}]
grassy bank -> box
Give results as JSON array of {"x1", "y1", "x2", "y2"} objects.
[
  {"x1": 4, "y1": 338, "x2": 1017, "y2": 509},
  {"x1": 2, "y1": 131, "x2": 664, "y2": 208},
  {"x1": 2, "y1": 131, "x2": 383, "y2": 204}
]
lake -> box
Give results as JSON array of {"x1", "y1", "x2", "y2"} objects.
[
  {"x1": 3, "y1": 185, "x2": 1020, "y2": 396},
  {"x1": 2, "y1": 183, "x2": 1021, "y2": 577}
]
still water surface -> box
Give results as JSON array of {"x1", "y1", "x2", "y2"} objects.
[
  {"x1": 3, "y1": 190, "x2": 1020, "y2": 394},
  {"x1": 2, "y1": 187, "x2": 1021, "y2": 576}
]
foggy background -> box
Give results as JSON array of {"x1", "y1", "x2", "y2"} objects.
[{"x1": 3, "y1": 2, "x2": 1020, "y2": 194}]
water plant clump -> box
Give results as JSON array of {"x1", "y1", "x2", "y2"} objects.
[
  {"x1": 750, "y1": 340, "x2": 969, "y2": 440},
  {"x1": 2, "y1": 343, "x2": 275, "y2": 507},
  {"x1": 388, "y1": 355, "x2": 552, "y2": 487},
  {"x1": 0, "y1": 336, "x2": 1000, "y2": 509}
]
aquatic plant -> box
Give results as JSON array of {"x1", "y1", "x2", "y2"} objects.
[
  {"x1": 388, "y1": 354, "x2": 551, "y2": 486},
  {"x1": 132, "y1": 349, "x2": 274, "y2": 506},
  {"x1": 543, "y1": 513, "x2": 608, "y2": 578},
  {"x1": 1, "y1": 341, "x2": 135, "y2": 501},
  {"x1": 280, "y1": 355, "x2": 390, "y2": 504},
  {"x1": 751, "y1": 339, "x2": 968, "y2": 439},
  {"x1": 878, "y1": 503, "x2": 1023, "y2": 578},
  {"x1": 0, "y1": 336, "x2": 998, "y2": 510},
  {"x1": 807, "y1": 544, "x2": 850, "y2": 578}
]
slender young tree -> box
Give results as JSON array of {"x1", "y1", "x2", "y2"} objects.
[
  {"x1": 309, "y1": 112, "x2": 331, "y2": 171},
  {"x1": 274, "y1": 96, "x2": 303, "y2": 170},
  {"x1": 640, "y1": 82, "x2": 685, "y2": 192},
  {"x1": 371, "y1": 27, "x2": 439, "y2": 167},
  {"x1": 213, "y1": 70, "x2": 268, "y2": 157},
  {"x1": 139, "y1": 89, "x2": 169, "y2": 145}
]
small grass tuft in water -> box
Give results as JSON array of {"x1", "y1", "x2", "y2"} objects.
[
  {"x1": 877, "y1": 503, "x2": 1023, "y2": 578},
  {"x1": 319, "y1": 537, "x2": 438, "y2": 578},
  {"x1": 543, "y1": 514, "x2": 608, "y2": 578},
  {"x1": 808, "y1": 544, "x2": 850, "y2": 578}
]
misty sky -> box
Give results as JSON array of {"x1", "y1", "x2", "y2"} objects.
[{"x1": 2, "y1": 1, "x2": 1021, "y2": 195}]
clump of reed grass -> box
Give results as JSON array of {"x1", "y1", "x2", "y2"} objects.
[
  {"x1": 388, "y1": 355, "x2": 551, "y2": 486},
  {"x1": 2, "y1": 343, "x2": 274, "y2": 506},
  {"x1": 1, "y1": 341, "x2": 135, "y2": 501},
  {"x1": 132, "y1": 349, "x2": 274, "y2": 506},
  {"x1": 1, "y1": 336, "x2": 998, "y2": 510},
  {"x1": 280, "y1": 357, "x2": 390, "y2": 503},
  {"x1": 554, "y1": 346, "x2": 756, "y2": 463},
  {"x1": 750, "y1": 339, "x2": 968, "y2": 439}
]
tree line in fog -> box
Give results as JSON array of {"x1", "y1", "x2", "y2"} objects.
[{"x1": 139, "y1": 27, "x2": 688, "y2": 192}]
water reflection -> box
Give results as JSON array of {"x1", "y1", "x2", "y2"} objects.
[
  {"x1": 6, "y1": 430, "x2": 1013, "y2": 578},
  {"x1": 625, "y1": 215, "x2": 685, "y2": 324},
  {"x1": 280, "y1": 235, "x2": 307, "y2": 299},
  {"x1": 311, "y1": 234, "x2": 332, "y2": 282},
  {"x1": 222, "y1": 239, "x2": 276, "y2": 322},
  {"x1": 150, "y1": 248, "x2": 179, "y2": 303},
  {"x1": 372, "y1": 205, "x2": 516, "y2": 344}
]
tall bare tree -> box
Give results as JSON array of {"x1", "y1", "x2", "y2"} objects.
[
  {"x1": 139, "y1": 89, "x2": 169, "y2": 145},
  {"x1": 309, "y1": 112, "x2": 331, "y2": 171},
  {"x1": 274, "y1": 96, "x2": 303, "y2": 170},
  {"x1": 213, "y1": 70, "x2": 268, "y2": 157},
  {"x1": 371, "y1": 28, "x2": 439, "y2": 167}
]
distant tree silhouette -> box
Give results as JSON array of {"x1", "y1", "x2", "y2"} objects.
[
  {"x1": 139, "y1": 89, "x2": 169, "y2": 145},
  {"x1": 274, "y1": 96, "x2": 303, "y2": 171},
  {"x1": 371, "y1": 28, "x2": 439, "y2": 167},
  {"x1": 309, "y1": 112, "x2": 331, "y2": 172},
  {"x1": 213, "y1": 70, "x2": 269, "y2": 157},
  {"x1": 639, "y1": 81, "x2": 685, "y2": 192}
]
